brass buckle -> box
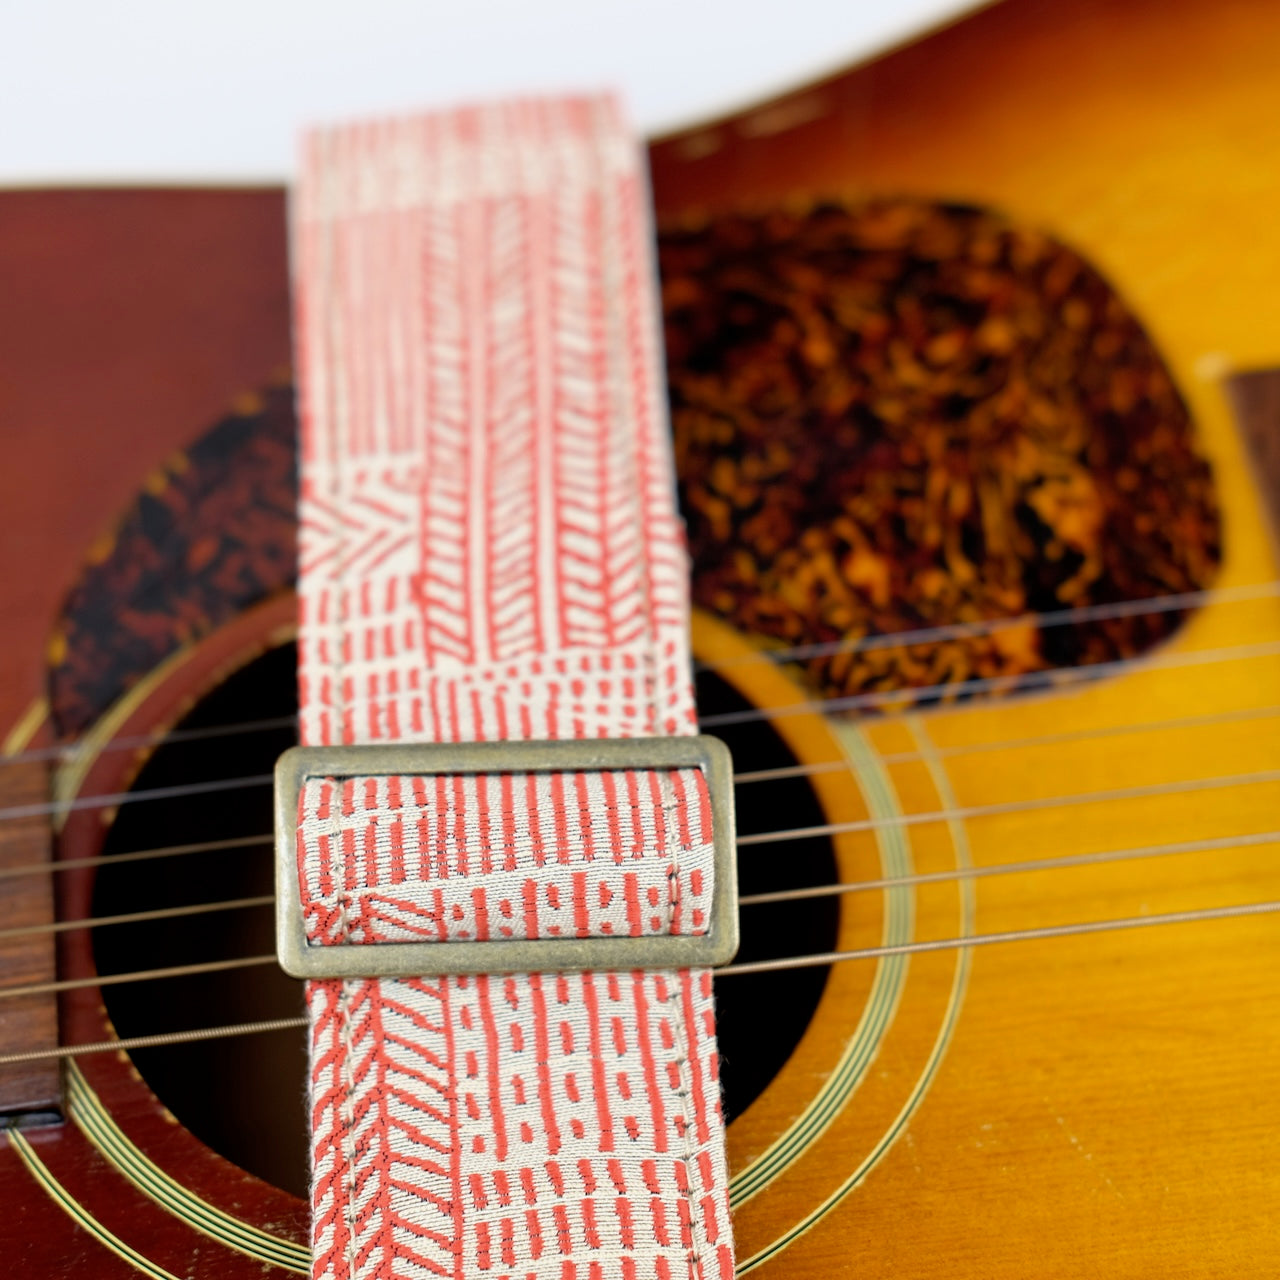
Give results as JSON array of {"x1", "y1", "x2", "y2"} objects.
[{"x1": 274, "y1": 736, "x2": 739, "y2": 979}]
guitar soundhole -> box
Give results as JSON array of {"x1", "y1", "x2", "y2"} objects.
[{"x1": 91, "y1": 643, "x2": 840, "y2": 1197}]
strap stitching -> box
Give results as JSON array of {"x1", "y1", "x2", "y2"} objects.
[
  {"x1": 298, "y1": 103, "x2": 727, "y2": 1276},
  {"x1": 299, "y1": 770, "x2": 709, "y2": 946},
  {"x1": 594, "y1": 105, "x2": 710, "y2": 1258},
  {"x1": 333, "y1": 899, "x2": 362, "y2": 1280}
]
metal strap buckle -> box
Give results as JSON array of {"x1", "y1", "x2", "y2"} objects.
[{"x1": 274, "y1": 735, "x2": 739, "y2": 979}]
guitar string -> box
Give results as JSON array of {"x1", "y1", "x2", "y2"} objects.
[
  {"x1": 0, "y1": 715, "x2": 299, "y2": 768},
  {"x1": 1, "y1": 601, "x2": 1272, "y2": 1034},
  {"x1": 6, "y1": 768, "x2": 1278, "y2": 943},
  {"x1": 700, "y1": 637, "x2": 1280, "y2": 728},
  {"x1": 0, "y1": 833, "x2": 274, "y2": 883},
  {"x1": 4, "y1": 637, "x2": 1280, "y2": 825},
  {"x1": 3, "y1": 827, "x2": 1275, "y2": 1003},
  {"x1": 4, "y1": 579, "x2": 1277, "y2": 771},
  {"x1": 740, "y1": 701, "x2": 1280, "y2": 778},
  {"x1": 3, "y1": 896, "x2": 1277, "y2": 1067},
  {"x1": 0, "y1": 955, "x2": 279, "y2": 1000},
  {"x1": 3, "y1": 699, "x2": 1278, "y2": 885},
  {"x1": 735, "y1": 766, "x2": 1280, "y2": 847},
  {"x1": 694, "y1": 579, "x2": 1280, "y2": 669},
  {"x1": 0, "y1": 895, "x2": 275, "y2": 941}
]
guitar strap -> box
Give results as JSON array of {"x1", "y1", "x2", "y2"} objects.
[{"x1": 285, "y1": 97, "x2": 737, "y2": 1280}]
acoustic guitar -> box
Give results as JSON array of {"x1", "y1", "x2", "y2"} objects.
[{"x1": 2, "y1": 0, "x2": 1279, "y2": 1274}]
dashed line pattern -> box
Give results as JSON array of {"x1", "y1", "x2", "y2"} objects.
[{"x1": 293, "y1": 96, "x2": 733, "y2": 1280}]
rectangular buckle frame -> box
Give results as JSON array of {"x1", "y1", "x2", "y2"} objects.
[{"x1": 275, "y1": 735, "x2": 738, "y2": 979}]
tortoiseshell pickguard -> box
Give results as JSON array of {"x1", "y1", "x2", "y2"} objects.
[
  {"x1": 47, "y1": 201, "x2": 1222, "y2": 736},
  {"x1": 47, "y1": 384, "x2": 298, "y2": 739},
  {"x1": 661, "y1": 200, "x2": 1221, "y2": 704}
]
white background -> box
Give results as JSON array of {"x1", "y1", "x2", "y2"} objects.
[{"x1": 1, "y1": 0, "x2": 978, "y2": 183}]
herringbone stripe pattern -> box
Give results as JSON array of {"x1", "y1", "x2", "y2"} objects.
[{"x1": 292, "y1": 96, "x2": 734, "y2": 1280}]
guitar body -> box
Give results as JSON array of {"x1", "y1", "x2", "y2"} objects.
[{"x1": 2, "y1": 0, "x2": 1279, "y2": 1274}]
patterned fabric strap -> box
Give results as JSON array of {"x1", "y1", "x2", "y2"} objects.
[
  {"x1": 291, "y1": 96, "x2": 735, "y2": 1280},
  {"x1": 297, "y1": 768, "x2": 717, "y2": 945}
]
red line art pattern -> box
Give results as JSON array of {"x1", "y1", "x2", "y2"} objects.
[
  {"x1": 293, "y1": 96, "x2": 734, "y2": 1280},
  {"x1": 297, "y1": 769, "x2": 716, "y2": 946}
]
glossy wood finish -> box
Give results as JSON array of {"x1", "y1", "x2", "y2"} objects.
[
  {"x1": 3, "y1": 0, "x2": 1280, "y2": 1275},
  {"x1": 1227, "y1": 368, "x2": 1280, "y2": 547},
  {"x1": 0, "y1": 187, "x2": 290, "y2": 737},
  {"x1": 3, "y1": 595, "x2": 310, "y2": 1277},
  {"x1": 649, "y1": 0, "x2": 1280, "y2": 1271},
  {"x1": 0, "y1": 759, "x2": 58, "y2": 1118}
]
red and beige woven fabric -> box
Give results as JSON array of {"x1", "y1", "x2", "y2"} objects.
[
  {"x1": 291, "y1": 96, "x2": 735, "y2": 1280},
  {"x1": 296, "y1": 768, "x2": 717, "y2": 946}
]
